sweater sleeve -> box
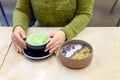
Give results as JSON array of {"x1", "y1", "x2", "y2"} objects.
[
  {"x1": 61, "y1": 0, "x2": 94, "y2": 40},
  {"x1": 13, "y1": 0, "x2": 32, "y2": 31}
]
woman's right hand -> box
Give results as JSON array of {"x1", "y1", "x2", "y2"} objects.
[{"x1": 11, "y1": 26, "x2": 26, "y2": 53}]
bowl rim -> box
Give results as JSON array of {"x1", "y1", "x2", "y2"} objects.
[
  {"x1": 59, "y1": 40, "x2": 93, "y2": 61},
  {"x1": 26, "y1": 33, "x2": 50, "y2": 47}
]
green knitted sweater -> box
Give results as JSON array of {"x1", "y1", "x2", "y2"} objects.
[{"x1": 13, "y1": 0, "x2": 94, "y2": 40}]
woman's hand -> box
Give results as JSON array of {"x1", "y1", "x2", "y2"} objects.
[
  {"x1": 45, "y1": 31, "x2": 66, "y2": 54},
  {"x1": 11, "y1": 26, "x2": 26, "y2": 53}
]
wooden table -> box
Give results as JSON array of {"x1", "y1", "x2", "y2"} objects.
[
  {"x1": 0, "y1": 27, "x2": 12, "y2": 69},
  {"x1": 0, "y1": 27, "x2": 120, "y2": 80}
]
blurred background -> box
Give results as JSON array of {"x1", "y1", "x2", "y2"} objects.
[{"x1": 0, "y1": 0, "x2": 120, "y2": 27}]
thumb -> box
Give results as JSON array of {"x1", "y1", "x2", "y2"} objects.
[{"x1": 20, "y1": 32, "x2": 26, "y2": 39}]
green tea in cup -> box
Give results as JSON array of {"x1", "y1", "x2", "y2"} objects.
[{"x1": 26, "y1": 33, "x2": 50, "y2": 49}]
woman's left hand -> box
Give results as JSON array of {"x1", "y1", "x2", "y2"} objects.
[{"x1": 45, "y1": 31, "x2": 66, "y2": 54}]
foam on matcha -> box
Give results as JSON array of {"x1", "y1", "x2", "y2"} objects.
[{"x1": 27, "y1": 33, "x2": 49, "y2": 46}]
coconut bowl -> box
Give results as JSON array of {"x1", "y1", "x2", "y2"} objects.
[{"x1": 59, "y1": 40, "x2": 93, "y2": 69}]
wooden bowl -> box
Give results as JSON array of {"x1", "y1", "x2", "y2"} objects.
[{"x1": 59, "y1": 40, "x2": 93, "y2": 69}]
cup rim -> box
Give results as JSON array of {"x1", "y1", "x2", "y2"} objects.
[{"x1": 26, "y1": 33, "x2": 50, "y2": 47}]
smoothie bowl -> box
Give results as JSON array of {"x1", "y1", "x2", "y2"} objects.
[
  {"x1": 59, "y1": 40, "x2": 93, "y2": 69},
  {"x1": 23, "y1": 33, "x2": 52, "y2": 59}
]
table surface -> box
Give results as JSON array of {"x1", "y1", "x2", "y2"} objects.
[
  {"x1": 0, "y1": 27, "x2": 120, "y2": 80},
  {"x1": 0, "y1": 27, "x2": 12, "y2": 68}
]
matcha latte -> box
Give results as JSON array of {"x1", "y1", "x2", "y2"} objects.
[{"x1": 26, "y1": 33, "x2": 50, "y2": 46}]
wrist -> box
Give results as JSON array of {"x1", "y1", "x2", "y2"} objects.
[
  {"x1": 60, "y1": 30, "x2": 67, "y2": 41},
  {"x1": 13, "y1": 25, "x2": 23, "y2": 32}
]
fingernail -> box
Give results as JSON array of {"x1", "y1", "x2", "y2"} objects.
[
  {"x1": 24, "y1": 46, "x2": 27, "y2": 49},
  {"x1": 49, "y1": 51, "x2": 53, "y2": 54},
  {"x1": 46, "y1": 45, "x2": 48, "y2": 48},
  {"x1": 45, "y1": 49, "x2": 47, "y2": 52},
  {"x1": 24, "y1": 43, "x2": 26, "y2": 47}
]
